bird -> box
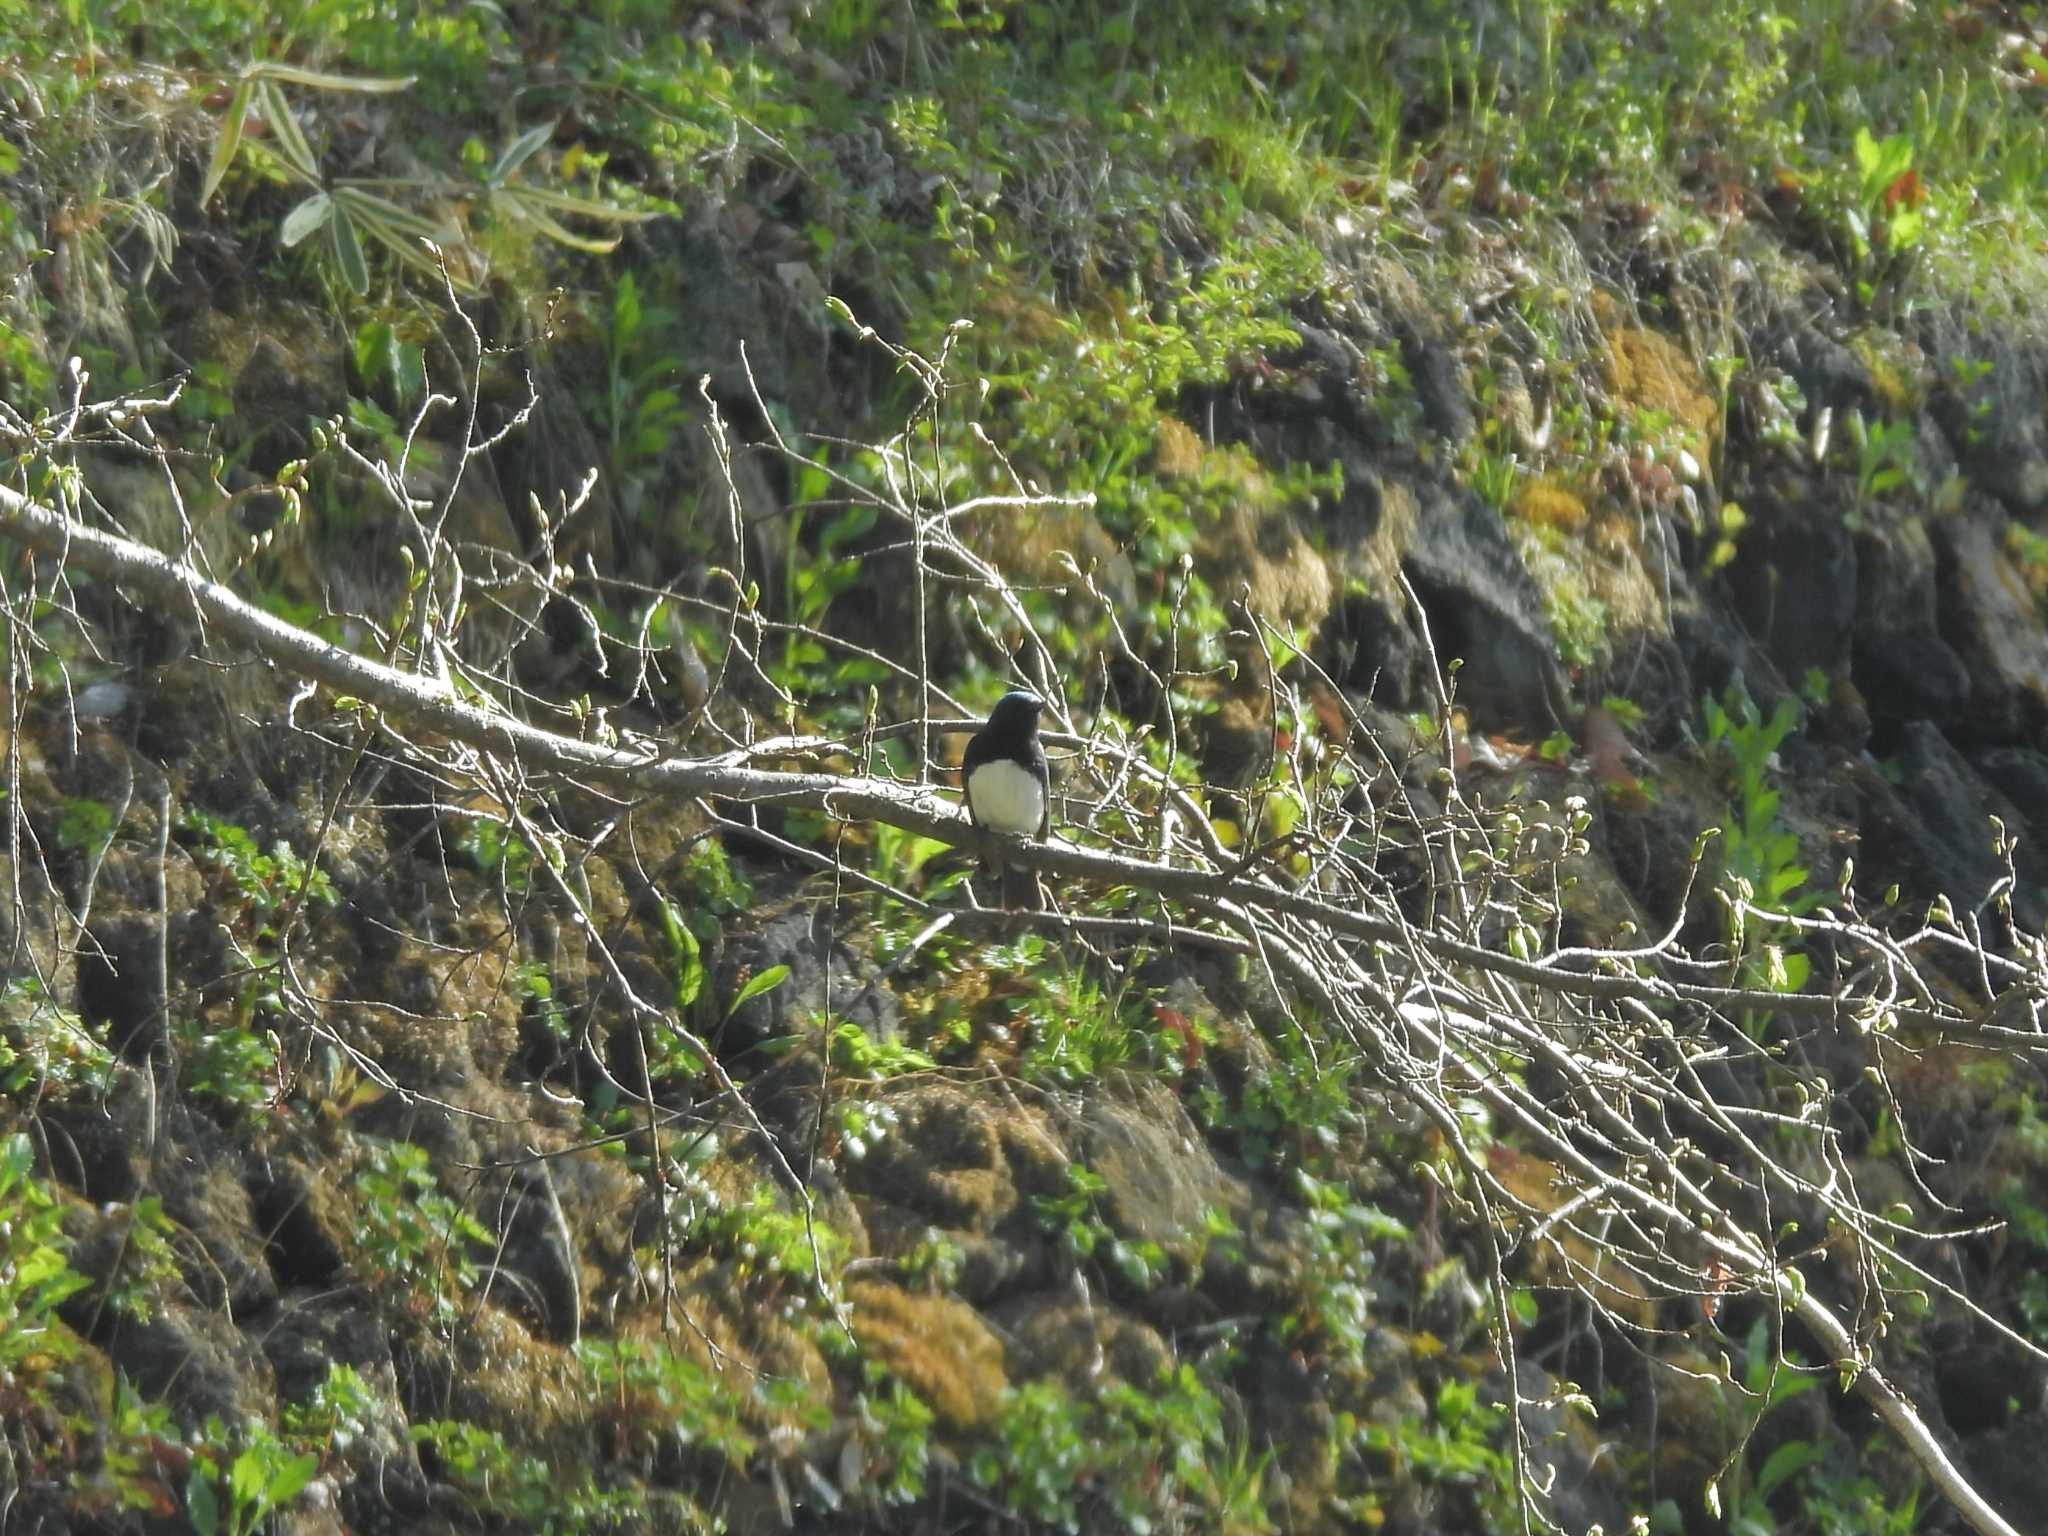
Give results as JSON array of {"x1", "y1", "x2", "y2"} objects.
[{"x1": 960, "y1": 691, "x2": 1050, "y2": 910}]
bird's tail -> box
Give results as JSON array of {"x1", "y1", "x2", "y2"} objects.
[{"x1": 999, "y1": 858, "x2": 1044, "y2": 911}]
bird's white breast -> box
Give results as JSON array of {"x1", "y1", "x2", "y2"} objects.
[{"x1": 967, "y1": 758, "x2": 1045, "y2": 835}]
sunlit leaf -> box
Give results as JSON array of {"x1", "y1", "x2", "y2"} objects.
[
  {"x1": 329, "y1": 204, "x2": 368, "y2": 295},
  {"x1": 279, "y1": 192, "x2": 332, "y2": 248},
  {"x1": 492, "y1": 189, "x2": 624, "y2": 252},
  {"x1": 490, "y1": 122, "x2": 557, "y2": 184},
  {"x1": 727, "y1": 964, "x2": 790, "y2": 1017},
  {"x1": 495, "y1": 183, "x2": 660, "y2": 222},
  {"x1": 201, "y1": 79, "x2": 254, "y2": 206},
  {"x1": 255, "y1": 78, "x2": 320, "y2": 186},
  {"x1": 245, "y1": 61, "x2": 415, "y2": 93}
]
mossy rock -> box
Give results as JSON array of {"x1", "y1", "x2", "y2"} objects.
[
  {"x1": 1598, "y1": 311, "x2": 1720, "y2": 458},
  {"x1": 847, "y1": 1279, "x2": 1008, "y2": 1429}
]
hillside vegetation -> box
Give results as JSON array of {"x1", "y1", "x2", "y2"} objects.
[{"x1": 5, "y1": 2, "x2": 2048, "y2": 1534}]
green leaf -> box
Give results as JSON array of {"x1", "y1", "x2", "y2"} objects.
[
  {"x1": 187, "y1": 1471, "x2": 220, "y2": 1536},
  {"x1": 245, "y1": 62, "x2": 415, "y2": 93},
  {"x1": 0, "y1": 1131, "x2": 31, "y2": 1197},
  {"x1": 279, "y1": 192, "x2": 332, "y2": 248},
  {"x1": 329, "y1": 205, "x2": 369, "y2": 296},
  {"x1": 1754, "y1": 1438, "x2": 1825, "y2": 1500},
  {"x1": 264, "y1": 1451, "x2": 320, "y2": 1506},
  {"x1": 657, "y1": 897, "x2": 704, "y2": 1010},
  {"x1": 493, "y1": 189, "x2": 625, "y2": 253},
  {"x1": 201, "y1": 80, "x2": 254, "y2": 206},
  {"x1": 255, "y1": 78, "x2": 320, "y2": 186},
  {"x1": 229, "y1": 1446, "x2": 265, "y2": 1509},
  {"x1": 489, "y1": 122, "x2": 556, "y2": 184},
  {"x1": 727, "y1": 964, "x2": 790, "y2": 1017},
  {"x1": 331, "y1": 186, "x2": 461, "y2": 244},
  {"x1": 496, "y1": 183, "x2": 659, "y2": 222}
]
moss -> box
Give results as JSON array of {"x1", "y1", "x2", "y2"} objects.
[
  {"x1": 1154, "y1": 415, "x2": 1207, "y2": 479},
  {"x1": 848, "y1": 1279, "x2": 1008, "y2": 1430},
  {"x1": 1509, "y1": 477, "x2": 1590, "y2": 534},
  {"x1": 1487, "y1": 1144, "x2": 1657, "y2": 1328},
  {"x1": 1849, "y1": 328, "x2": 1929, "y2": 416},
  {"x1": 1599, "y1": 317, "x2": 1720, "y2": 457}
]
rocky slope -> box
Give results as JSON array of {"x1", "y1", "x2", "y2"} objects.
[{"x1": 5, "y1": 4, "x2": 2048, "y2": 1535}]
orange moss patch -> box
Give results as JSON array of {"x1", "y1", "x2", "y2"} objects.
[
  {"x1": 1599, "y1": 318, "x2": 1719, "y2": 457},
  {"x1": 848, "y1": 1280, "x2": 1008, "y2": 1429},
  {"x1": 1153, "y1": 415, "x2": 1206, "y2": 478},
  {"x1": 1510, "y1": 477, "x2": 1590, "y2": 534},
  {"x1": 1488, "y1": 1144, "x2": 1658, "y2": 1327}
]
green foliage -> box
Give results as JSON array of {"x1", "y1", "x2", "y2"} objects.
[
  {"x1": 830, "y1": 1020, "x2": 936, "y2": 1080},
  {"x1": 574, "y1": 1334, "x2": 765, "y2": 1467},
  {"x1": 1702, "y1": 1315, "x2": 1827, "y2": 1535},
  {"x1": 101, "y1": 1195, "x2": 180, "y2": 1324},
  {"x1": 55, "y1": 796, "x2": 116, "y2": 856},
  {"x1": 1705, "y1": 687, "x2": 1817, "y2": 997},
  {"x1": 598, "y1": 272, "x2": 692, "y2": 522},
  {"x1": 176, "y1": 1017, "x2": 280, "y2": 1115},
  {"x1": 353, "y1": 1139, "x2": 491, "y2": 1332},
  {"x1": 184, "y1": 1417, "x2": 319, "y2": 1536},
  {"x1": 0, "y1": 1133, "x2": 89, "y2": 1381},
  {"x1": 450, "y1": 814, "x2": 541, "y2": 893},
  {"x1": 205, "y1": 63, "x2": 652, "y2": 295},
  {"x1": 281, "y1": 1361, "x2": 381, "y2": 1452},
  {"x1": 1356, "y1": 1378, "x2": 1518, "y2": 1528},
  {"x1": 180, "y1": 811, "x2": 337, "y2": 937},
  {"x1": 971, "y1": 1364, "x2": 1270, "y2": 1535},
  {"x1": 1798, "y1": 1458, "x2": 1924, "y2": 1536},
  {"x1": 413, "y1": 1416, "x2": 676, "y2": 1534},
  {"x1": 845, "y1": 1373, "x2": 937, "y2": 1505},
  {"x1": 1192, "y1": 1019, "x2": 1366, "y2": 1170},
  {"x1": 0, "y1": 977, "x2": 115, "y2": 1100},
  {"x1": 1844, "y1": 409, "x2": 1918, "y2": 522},
  {"x1": 997, "y1": 941, "x2": 1191, "y2": 1089},
  {"x1": 775, "y1": 460, "x2": 885, "y2": 696},
  {"x1": 675, "y1": 837, "x2": 754, "y2": 917},
  {"x1": 1838, "y1": 128, "x2": 1926, "y2": 306},
  {"x1": 656, "y1": 1160, "x2": 847, "y2": 1309},
  {"x1": 1032, "y1": 1162, "x2": 1165, "y2": 1291},
  {"x1": 1282, "y1": 1170, "x2": 1407, "y2": 1370}
]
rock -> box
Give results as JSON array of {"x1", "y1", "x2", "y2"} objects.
[
  {"x1": 75, "y1": 912, "x2": 169, "y2": 1061},
  {"x1": 1963, "y1": 1407, "x2": 2048, "y2": 1533},
  {"x1": 247, "y1": 1151, "x2": 351, "y2": 1287},
  {"x1": 845, "y1": 1081, "x2": 1066, "y2": 1302},
  {"x1": 476, "y1": 1158, "x2": 584, "y2": 1344},
  {"x1": 100, "y1": 1299, "x2": 277, "y2": 1427},
  {"x1": 1933, "y1": 509, "x2": 2048, "y2": 744},
  {"x1": 721, "y1": 903, "x2": 900, "y2": 1055},
  {"x1": 229, "y1": 325, "x2": 347, "y2": 471},
  {"x1": 992, "y1": 1293, "x2": 1173, "y2": 1394},
  {"x1": 1398, "y1": 322, "x2": 1475, "y2": 445},
  {"x1": 846, "y1": 1280, "x2": 1008, "y2": 1429},
  {"x1": 0, "y1": 851, "x2": 71, "y2": 1004},
  {"x1": 1397, "y1": 474, "x2": 1572, "y2": 732},
  {"x1": 1974, "y1": 746, "x2": 2048, "y2": 815},
  {"x1": 1933, "y1": 348, "x2": 2048, "y2": 515},
  {"x1": 1768, "y1": 323, "x2": 1880, "y2": 422},
  {"x1": 1858, "y1": 722, "x2": 2042, "y2": 931},
  {"x1": 263, "y1": 1294, "x2": 433, "y2": 1517},
  {"x1": 1722, "y1": 473, "x2": 1857, "y2": 683},
  {"x1": 155, "y1": 1128, "x2": 281, "y2": 1317},
  {"x1": 1070, "y1": 1075, "x2": 1251, "y2": 1266},
  {"x1": 1851, "y1": 509, "x2": 1970, "y2": 729},
  {"x1": 1500, "y1": 1361, "x2": 1632, "y2": 1536}
]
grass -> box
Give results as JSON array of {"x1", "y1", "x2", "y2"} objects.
[{"x1": 4, "y1": 2, "x2": 2044, "y2": 1532}]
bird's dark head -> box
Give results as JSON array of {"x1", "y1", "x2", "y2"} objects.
[{"x1": 986, "y1": 691, "x2": 1045, "y2": 737}]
